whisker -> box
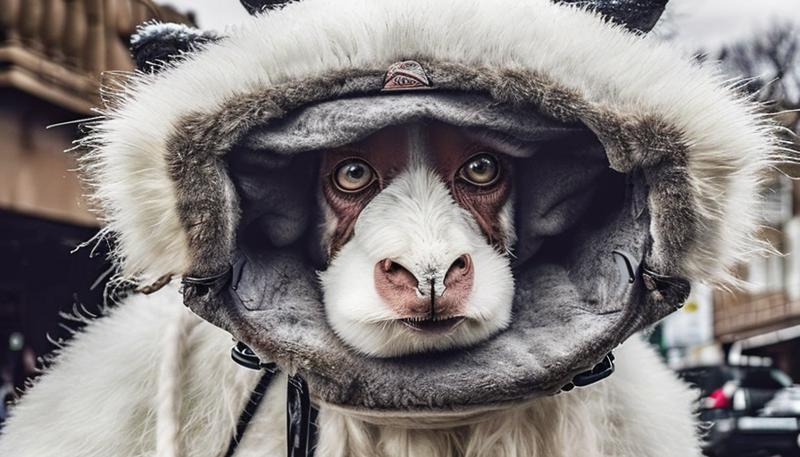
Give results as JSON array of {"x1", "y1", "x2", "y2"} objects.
[{"x1": 46, "y1": 116, "x2": 105, "y2": 130}]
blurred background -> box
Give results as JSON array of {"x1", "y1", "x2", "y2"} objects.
[{"x1": 1, "y1": 1, "x2": 799, "y2": 456}]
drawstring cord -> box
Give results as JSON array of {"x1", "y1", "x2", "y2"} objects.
[{"x1": 155, "y1": 306, "x2": 200, "y2": 457}]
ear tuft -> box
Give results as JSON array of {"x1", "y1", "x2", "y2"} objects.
[
  {"x1": 239, "y1": 0, "x2": 294, "y2": 15},
  {"x1": 557, "y1": 0, "x2": 669, "y2": 33},
  {"x1": 130, "y1": 23, "x2": 220, "y2": 73}
]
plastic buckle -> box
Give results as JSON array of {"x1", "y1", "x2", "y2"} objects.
[
  {"x1": 562, "y1": 352, "x2": 615, "y2": 391},
  {"x1": 231, "y1": 341, "x2": 262, "y2": 370},
  {"x1": 230, "y1": 341, "x2": 278, "y2": 373}
]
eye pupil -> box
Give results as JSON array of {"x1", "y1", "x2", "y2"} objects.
[
  {"x1": 470, "y1": 159, "x2": 490, "y2": 174},
  {"x1": 462, "y1": 154, "x2": 499, "y2": 185},
  {"x1": 347, "y1": 165, "x2": 365, "y2": 180}
]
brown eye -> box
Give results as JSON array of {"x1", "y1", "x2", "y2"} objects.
[
  {"x1": 460, "y1": 154, "x2": 500, "y2": 186},
  {"x1": 334, "y1": 159, "x2": 375, "y2": 192}
]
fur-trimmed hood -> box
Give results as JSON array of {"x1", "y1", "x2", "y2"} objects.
[
  {"x1": 86, "y1": 0, "x2": 773, "y2": 284},
  {"x1": 80, "y1": 0, "x2": 777, "y2": 411}
]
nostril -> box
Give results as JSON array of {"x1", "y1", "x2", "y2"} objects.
[
  {"x1": 382, "y1": 259, "x2": 401, "y2": 274},
  {"x1": 445, "y1": 254, "x2": 473, "y2": 285},
  {"x1": 376, "y1": 259, "x2": 418, "y2": 289}
]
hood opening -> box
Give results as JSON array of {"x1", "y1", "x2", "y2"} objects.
[{"x1": 183, "y1": 94, "x2": 676, "y2": 411}]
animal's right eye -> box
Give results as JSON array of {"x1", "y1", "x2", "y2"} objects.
[
  {"x1": 459, "y1": 153, "x2": 500, "y2": 187},
  {"x1": 333, "y1": 159, "x2": 376, "y2": 192}
]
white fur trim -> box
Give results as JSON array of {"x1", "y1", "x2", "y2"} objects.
[{"x1": 83, "y1": 0, "x2": 778, "y2": 283}]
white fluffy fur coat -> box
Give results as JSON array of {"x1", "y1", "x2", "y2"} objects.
[{"x1": 0, "y1": 285, "x2": 702, "y2": 457}]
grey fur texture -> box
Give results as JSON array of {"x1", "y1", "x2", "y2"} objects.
[{"x1": 167, "y1": 62, "x2": 693, "y2": 411}]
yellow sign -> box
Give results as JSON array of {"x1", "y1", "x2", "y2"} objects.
[{"x1": 682, "y1": 301, "x2": 699, "y2": 313}]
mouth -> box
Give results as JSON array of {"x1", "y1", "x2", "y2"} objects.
[{"x1": 399, "y1": 316, "x2": 466, "y2": 334}]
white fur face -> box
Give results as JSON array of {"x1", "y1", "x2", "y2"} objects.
[{"x1": 318, "y1": 122, "x2": 516, "y2": 357}]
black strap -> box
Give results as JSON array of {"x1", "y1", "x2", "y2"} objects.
[
  {"x1": 227, "y1": 342, "x2": 318, "y2": 457},
  {"x1": 224, "y1": 364, "x2": 279, "y2": 457},
  {"x1": 287, "y1": 374, "x2": 318, "y2": 457}
]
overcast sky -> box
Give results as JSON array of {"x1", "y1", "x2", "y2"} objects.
[
  {"x1": 668, "y1": 0, "x2": 800, "y2": 49},
  {"x1": 162, "y1": 0, "x2": 800, "y2": 50}
]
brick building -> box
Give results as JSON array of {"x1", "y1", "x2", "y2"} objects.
[
  {"x1": 659, "y1": 26, "x2": 800, "y2": 379},
  {"x1": 662, "y1": 99, "x2": 800, "y2": 379},
  {"x1": 710, "y1": 30, "x2": 800, "y2": 377},
  {"x1": 713, "y1": 168, "x2": 800, "y2": 379}
]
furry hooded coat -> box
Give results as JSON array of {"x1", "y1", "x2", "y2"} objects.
[{"x1": 0, "y1": 0, "x2": 782, "y2": 456}]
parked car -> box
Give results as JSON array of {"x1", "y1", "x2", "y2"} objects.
[
  {"x1": 678, "y1": 365, "x2": 800, "y2": 457},
  {"x1": 764, "y1": 387, "x2": 800, "y2": 417}
]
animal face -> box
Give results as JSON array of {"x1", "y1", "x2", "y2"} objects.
[{"x1": 318, "y1": 122, "x2": 516, "y2": 357}]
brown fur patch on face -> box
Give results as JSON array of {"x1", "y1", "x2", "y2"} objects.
[
  {"x1": 319, "y1": 122, "x2": 514, "y2": 258},
  {"x1": 320, "y1": 125, "x2": 409, "y2": 255},
  {"x1": 426, "y1": 122, "x2": 513, "y2": 249}
]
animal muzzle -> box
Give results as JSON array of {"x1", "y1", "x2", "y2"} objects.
[{"x1": 374, "y1": 254, "x2": 473, "y2": 330}]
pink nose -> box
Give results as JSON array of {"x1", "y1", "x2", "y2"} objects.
[{"x1": 373, "y1": 255, "x2": 473, "y2": 319}]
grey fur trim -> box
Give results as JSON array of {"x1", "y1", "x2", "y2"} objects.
[{"x1": 167, "y1": 70, "x2": 382, "y2": 276}]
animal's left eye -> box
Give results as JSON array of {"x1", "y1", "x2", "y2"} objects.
[
  {"x1": 459, "y1": 154, "x2": 500, "y2": 186},
  {"x1": 333, "y1": 159, "x2": 376, "y2": 192}
]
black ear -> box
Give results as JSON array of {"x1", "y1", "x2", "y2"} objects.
[
  {"x1": 130, "y1": 23, "x2": 220, "y2": 73},
  {"x1": 240, "y1": 0, "x2": 294, "y2": 15},
  {"x1": 558, "y1": 0, "x2": 669, "y2": 33}
]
